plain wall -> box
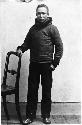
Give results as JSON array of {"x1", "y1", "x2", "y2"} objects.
[{"x1": 0, "y1": 0, "x2": 81, "y2": 102}]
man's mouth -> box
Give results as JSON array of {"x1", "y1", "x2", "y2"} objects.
[{"x1": 39, "y1": 18, "x2": 44, "y2": 21}]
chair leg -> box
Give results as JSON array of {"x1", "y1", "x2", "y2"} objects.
[
  {"x1": 15, "y1": 95, "x2": 23, "y2": 124},
  {"x1": 2, "y1": 96, "x2": 10, "y2": 120}
]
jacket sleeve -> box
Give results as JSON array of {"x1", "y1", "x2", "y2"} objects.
[
  {"x1": 17, "y1": 28, "x2": 32, "y2": 53},
  {"x1": 50, "y1": 25, "x2": 63, "y2": 67}
]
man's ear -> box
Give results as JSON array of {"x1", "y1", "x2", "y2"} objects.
[{"x1": 36, "y1": 13, "x2": 37, "y2": 16}]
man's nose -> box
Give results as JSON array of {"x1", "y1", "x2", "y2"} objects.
[{"x1": 40, "y1": 14, "x2": 43, "y2": 17}]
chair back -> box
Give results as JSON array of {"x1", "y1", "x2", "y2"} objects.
[{"x1": 2, "y1": 51, "x2": 22, "y2": 92}]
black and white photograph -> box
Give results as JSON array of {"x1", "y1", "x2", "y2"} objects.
[{"x1": 0, "y1": 0, "x2": 81, "y2": 124}]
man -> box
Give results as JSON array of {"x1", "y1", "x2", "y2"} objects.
[{"x1": 16, "y1": 4, "x2": 63, "y2": 124}]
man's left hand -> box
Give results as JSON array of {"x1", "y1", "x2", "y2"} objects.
[{"x1": 50, "y1": 64, "x2": 55, "y2": 71}]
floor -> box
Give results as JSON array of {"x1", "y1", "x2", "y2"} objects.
[{"x1": 1, "y1": 102, "x2": 81, "y2": 125}]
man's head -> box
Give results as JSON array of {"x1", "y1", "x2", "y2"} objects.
[{"x1": 36, "y1": 4, "x2": 49, "y2": 22}]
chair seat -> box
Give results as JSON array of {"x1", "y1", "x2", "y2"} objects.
[{"x1": 1, "y1": 85, "x2": 15, "y2": 95}]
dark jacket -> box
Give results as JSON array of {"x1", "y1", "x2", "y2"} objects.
[{"x1": 17, "y1": 17, "x2": 63, "y2": 67}]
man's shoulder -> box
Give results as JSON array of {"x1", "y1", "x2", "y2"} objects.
[
  {"x1": 29, "y1": 25, "x2": 35, "y2": 30},
  {"x1": 49, "y1": 24, "x2": 59, "y2": 33},
  {"x1": 50, "y1": 24, "x2": 57, "y2": 29}
]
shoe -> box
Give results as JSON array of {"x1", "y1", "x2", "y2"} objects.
[
  {"x1": 23, "y1": 117, "x2": 33, "y2": 125},
  {"x1": 43, "y1": 117, "x2": 51, "y2": 124}
]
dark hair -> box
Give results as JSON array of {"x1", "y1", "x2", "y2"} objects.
[{"x1": 36, "y1": 4, "x2": 49, "y2": 15}]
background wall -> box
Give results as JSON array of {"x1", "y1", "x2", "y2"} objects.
[{"x1": 0, "y1": 0, "x2": 81, "y2": 102}]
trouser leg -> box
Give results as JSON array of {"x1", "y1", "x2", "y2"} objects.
[
  {"x1": 26, "y1": 62, "x2": 40, "y2": 119},
  {"x1": 41, "y1": 63, "x2": 52, "y2": 118}
]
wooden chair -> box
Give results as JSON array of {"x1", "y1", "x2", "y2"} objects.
[{"x1": 1, "y1": 51, "x2": 23, "y2": 124}]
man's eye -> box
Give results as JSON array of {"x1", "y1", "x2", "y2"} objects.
[
  {"x1": 38, "y1": 12, "x2": 46, "y2": 15},
  {"x1": 42, "y1": 12, "x2": 46, "y2": 14},
  {"x1": 38, "y1": 13, "x2": 41, "y2": 15}
]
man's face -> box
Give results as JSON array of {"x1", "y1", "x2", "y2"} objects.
[{"x1": 36, "y1": 7, "x2": 48, "y2": 22}]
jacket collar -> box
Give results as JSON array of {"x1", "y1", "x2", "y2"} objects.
[{"x1": 35, "y1": 17, "x2": 52, "y2": 28}]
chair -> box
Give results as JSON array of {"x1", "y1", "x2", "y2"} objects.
[{"x1": 1, "y1": 51, "x2": 23, "y2": 124}]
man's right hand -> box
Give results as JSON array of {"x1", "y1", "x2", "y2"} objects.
[{"x1": 16, "y1": 49, "x2": 23, "y2": 56}]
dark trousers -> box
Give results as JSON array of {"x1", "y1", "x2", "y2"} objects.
[{"x1": 26, "y1": 62, "x2": 52, "y2": 119}]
